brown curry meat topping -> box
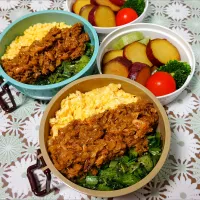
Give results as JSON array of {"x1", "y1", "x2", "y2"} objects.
[
  {"x1": 1, "y1": 23, "x2": 90, "y2": 84},
  {"x1": 48, "y1": 100, "x2": 159, "y2": 180}
]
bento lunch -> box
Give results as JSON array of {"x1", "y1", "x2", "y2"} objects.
[
  {"x1": 1, "y1": 22, "x2": 94, "y2": 85},
  {"x1": 47, "y1": 83, "x2": 162, "y2": 191}
]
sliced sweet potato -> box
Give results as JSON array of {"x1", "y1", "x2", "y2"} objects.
[
  {"x1": 90, "y1": 0, "x2": 98, "y2": 5},
  {"x1": 72, "y1": 0, "x2": 91, "y2": 14},
  {"x1": 88, "y1": 6, "x2": 97, "y2": 26},
  {"x1": 102, "y1": 56, "x2": 132, "y2": 77},
  {"x1": 135, "y1": 65, "x2": 151, "y2": 86},
  {"x1": 146, "y1": 39, "x2": 181, "y2": 66},
  {"x1": 102, "y1": 50, "x2": 123, "y2": 65},
  {"x1": 89, "y1": 5, "x2": 116, "y2": 27},
  {"x1": 124, "y1": 42, "x2": 153, "y2": 67},
  {"x1": 128, "y1": 62, "x2": 151, "y2": 86},
  {"x1": 79, "y1": 4, "x2": 95, "y2": 20},
  {"x1": 128, "y1": 62, "x2": 150, "y2": 80},
  {"x1": 109, "y1": 0, "x2": 125, "y2": 6},
  {"x1": 95, "y1": 0, "x2": 120, "y2": 11}
]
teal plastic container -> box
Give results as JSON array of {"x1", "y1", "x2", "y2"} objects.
[{"x1": 0, "y1": 10, "x2": 99, "y2": 100}]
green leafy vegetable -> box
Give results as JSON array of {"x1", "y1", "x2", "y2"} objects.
[
  {"x1": 97, "y1": 184, "x2": 112, "y2": 191},
  {"x1": 76, "y1": 177, "x2": 86, "y2": 185},
  {"x1": 86, "y1": 176, "x2": 98, "y2": 185},
  {"x1": 109, "y1": 160, "x2": 118, "y2": 168},
  {"x1": 74, "y1": 55, "x2": 90, "y2": 73},
  {"x1": 120, "y1": 173, "x2": 140, "y2": 185},
  {"x1": 133, "y1": 165, "x2": 148, "y2": 179},
  {"x1": 147, "y1": 132, "x2": 162, "y2": 167},
  {"x1": 152, "y1": 155, "x2": 161, "y2": 166},
  {"x1": 120, "y1": 156, "x2": 130, "y2": 164},
  {"x1": 149, "y1": 147, "x2": 161, "y2": 156},
  {"x1": 138, "y1": 154, "x2": 153, "y2": 172},
  {"x1": 99, "y1": 167, "x2": 118, "y2": 181},
  {"x1": 121, "y1": 0, "x2": 145, "y2": 16},
  {"x1": 129, "y1": 148, "x2": 138, "y2": 158},
  {"x1": 85, "y1": 43, "x2": 94, "y2": 58},
  {"x1": 147, "y1": 132, "x2": 161, "y2": 148},
  {"x1": 157, "y1": 60, "x2": 191, "y2": 89},
  {"x1": 127, "y1": 161, "x2": 140, "y2": 173}
]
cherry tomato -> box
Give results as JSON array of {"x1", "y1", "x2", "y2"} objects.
[
  {"x1": 145, "y1": 72, "x2": 176, "y2": 96},
  {"x1": 116, "y1": 8, "x2": 138, "y2": 26}
]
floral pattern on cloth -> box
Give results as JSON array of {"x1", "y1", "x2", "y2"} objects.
[{"x1": 0, "y1": 0, "x2": 200, "y2": 199}]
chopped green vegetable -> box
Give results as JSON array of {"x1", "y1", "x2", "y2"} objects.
[
  {"x1": 118, "y1": 162, "x2": 128, "y2": 173},
  {"x1": 133, "y1": 165, "x2": 148, "y2": 179},
  {"x1": 117, "y1": 156, "x2": 129, "y2": 173},
  {"x1": 99, "y1": 167, "x2": 118, "y2": 181},
  {"x1": 152, "y1": 155, "x2": 160, "y2": 167},
  {"x1": 148, "y1": 132, "x2": 161, "y2": 148},
  {"x1": 121, "y1": 0, "x2": 145, "y2": 16},
  {"x1": 77, "y1": 177, "x2": 86, "y2": 185},
  {"x1": 138, "y1": 37, "x2": 150, "y2": 45},
  {"x1": 148, "y1": 132, "x2": 162, "y2": 158},
  {"x1": 152, "y1": 155, "x2": 161, "y2": 166},
  {"x1": 101, "y1": 163, "x2": 109, "y2": 170},
  {"x1": 112, "y1": 32, "x2": 144, "y2": 50},
  {"x1": 85, "y1": 43, "x2": 94, "y2": 58},
  {"x1": 157, "y1": 60, "x2": 191, "y2": 89},
  {"x1": 109, "y1": 160, "x2": 118, "y2": 168},
  {"x1": 120, "y1": 173, "x2": 140, "y2": 186},
  {"x1": 97, "y1": 184, "x2": 112, "y2": 191},
  {"x1": 129, "y1": 148, "x2": 138, "y2": 158},
  {"x1": 120, "y1": 156, "x2": 130, "y2": 163},
  {"x1": 74, "y1": 55, "x2": 90, "y2": 73},
  {"x1": 149, "y1": 147, "x2": 161, "y2": 156},
  {"x1": 127, "y1": 161, "x2": 140, "y2": 173},
  {"x1": 86, "y1": 176, "x2": 98, "y2": 185},
  {"x1": 138, "y1": 154, "x2": 153, "y2": 172}
]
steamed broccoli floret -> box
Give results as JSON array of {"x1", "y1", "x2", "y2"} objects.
[
  {"x1": 122, "y1": 0, "x2": 145, "y2": 16},
  {"x1": 157, "y1": 60, "x2": 191, "y2": 89}
]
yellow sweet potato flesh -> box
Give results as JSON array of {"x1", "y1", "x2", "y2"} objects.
[
  {"x1": 124, "y1": 42, "x2": 153, "y2": 67},
  {"x1": 150, "y1": 39, "x2": 181, "y2": 64},
  {"x1": 95, "y1": 6, "x2": 116, "y2": 27},
  {"x1": 102, "y1": 50, "x2": 123, "y2": 65},
  {"x1": 72, "y1": 0, "x2": 90, "y2": 14}
]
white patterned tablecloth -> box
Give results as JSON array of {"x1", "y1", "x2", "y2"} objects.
[{"x1": 0, "y1": 0, "x2": 200, "y2": 199}]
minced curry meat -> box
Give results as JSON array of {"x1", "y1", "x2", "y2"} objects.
[{"x1": 48, "y1": 100, "x2": 159, "y2": 180}]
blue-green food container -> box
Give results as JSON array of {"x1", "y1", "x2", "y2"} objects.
[{"x1": 0, "y1": 10, "x2": 99, "y2": 100}]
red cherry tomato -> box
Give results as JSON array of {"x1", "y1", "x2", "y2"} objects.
[
  {"x1": 145, "y1": 72, "x2": 176, "y2": 96},
  {"x1": 116, "y1": 8, "x2": 138, "y2": 26}
]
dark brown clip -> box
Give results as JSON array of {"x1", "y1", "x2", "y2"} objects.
[
  {"x1": 0, "y1": 77, "x2": 17, "y2": 113},
  {"x1": 27, "y1": 149, "x2": 52, "y2": 197}
]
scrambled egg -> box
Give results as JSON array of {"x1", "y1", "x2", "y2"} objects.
[{"x1": 50, "y1": 84, "x2": 138, "y2": 137}]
